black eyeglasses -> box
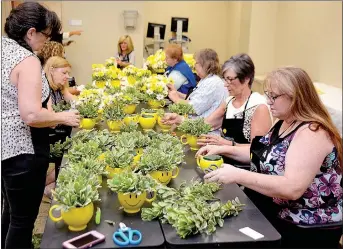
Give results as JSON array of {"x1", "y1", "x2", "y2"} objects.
[
  {"x1": 264, "y1": 91, "x2": 284, "y2": 103},
  {"x1": 224, "y1": 76, "x2": 238, "y2": 83},
  {"x1": 40, "y1": 31, "x2": 51, "y2": 39}
]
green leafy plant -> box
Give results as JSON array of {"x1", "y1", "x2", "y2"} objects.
[
  {"x1": 168, "y1": 102, "x2": 195, "y2": 116},
  {"x1": 52, "y1": 166, "x2": 101, "y2": 211},
  {"x1": 121, "y1": 93, "x2": 139, "y2": 105},
  {"x1": 141, "y1": 180, "x2": 244, "y2": 238},
  {"x1": 141, "y1": 108, "x2": 157, "y2": 114},
  {"x1": 149, "y1": 139, "x2": 184, "y2": 165},
  {"x1": 107, "y1": 171, "x2": 156, "y2": 194},
  {"x1": 124, "y1": 86, "x2": 146, "y2": 102},
  {"x1": 104, "y1": 147, "x2": 134, "y2": 169},
  {"x1": 69, "y1": 157, "x2": 107, "y2": 176},
  {"x1": 77, "y1": 101, "x2": 99, "y2": 119},
  {"x1": 52, "y1": 100, "x2": 71, "y2": 112},
  {"x1": 50, "y1": 140, "x2": 65, "y2": 158},
  {"x1": 121, "y1": 122, "x2": 139, "y2": 132},
  {"x1": 65, "y1": 140, "x2": 103, "y2": 163},
  {"x1": 103, "y1": 102, "x2": 125, "y2": 121},
  {"x1": 131, "y1": 131, "x2": 151, "y2": 148},
  {"x1": 115, "y1": 132, "x2": 138, "y2": 149},
  {"x1": 178, "y1": 118, "x2": 212, "y2": 137},
  {"x1": 137, "y1": 147, "x2": 178, "y2": 173}
]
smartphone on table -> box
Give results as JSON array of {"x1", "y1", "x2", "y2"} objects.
[{"x1": 62, "y1": 230, "x2": 105, "y2": 249}]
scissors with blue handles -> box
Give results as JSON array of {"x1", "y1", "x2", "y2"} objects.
[{"x1": 113, "y1": 222, "x2": 142, "y2": 246}]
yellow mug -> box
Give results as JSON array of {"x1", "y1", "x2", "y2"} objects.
[
  {"x1": 196, "y1": 155, "x2": 223, "y2": 173},
  {"x1": 107, "y1": 120, "x2": 123, "y2": 133},
  {"x1": 49, "y1": 203, "x2": 94, "y2": 231},
  {"x1": 138, "y1": 114, "x2": 156, "y2": 131},
  {"x1": 123, "y1": 114, "x2": 139, "y2": 125},
  {"x1": 157, "y1": 116, "x2": 172, "y2": 132},
  {"x1": 80, "y1": 118, "x2": 96, "y2": 130},
  {"x1": 118, "y1": 190, "x2": 156, "y2": 214},
  {"x1": 95, "y1": 81, "x2": 106, "y2": 88},
  {"x1": 141, "y1": 110, "x2": 158, "y2": 120},
  {"x1": 149, "y1": 167, "x2": 179, "y2": 185},
  {"x1": 111, "y1": 80, "x2": 121, "y2": 88},
  {"x1": 148, "y1": 99, "x2": 166, "y2": 109},
  {"x1": 123, "y1": 104, "x2": 137, "y2": 115},
  {"x1": 180, "y1": 134, "x2": 200, "y2": 151}
]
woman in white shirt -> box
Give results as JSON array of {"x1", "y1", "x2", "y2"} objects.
[
  {"x1": 196, "y1": 54, "x2": 272, "y2": 163},
  {"x1": 168, "y1": 48, "x2": 228, "y2": 118},
  {"x1": 115, "y1": 35, "x2": 135, "y2": 69}
]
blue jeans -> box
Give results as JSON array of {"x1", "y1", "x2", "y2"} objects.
[{"x1": 1, "y1": 154, "x2": 49, "y2": 249}]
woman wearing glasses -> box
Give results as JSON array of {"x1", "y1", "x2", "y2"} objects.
[
  {"x1": 197, "y1": 54, "x2": 271, "y2": 153},
  {"x1": 196, "y1": 67, "x2": 342, "y2": 248},
  {"x1": 2, "y1": 3, "x2": 80, "y2": 248},
  {"x1": 115, "y1": 35, "x2": 135, "y2": 69}
]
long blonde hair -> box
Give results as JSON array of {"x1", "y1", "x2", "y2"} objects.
[
  {"x1": 117, "y1": 35, "x2": 134, "y2": 55},
  {"x1": 44, "y1": 56, "x2": 71, "y2": 91},
  {"x1": 264, "y1": 66, "x2": 342, "y2": 169}
]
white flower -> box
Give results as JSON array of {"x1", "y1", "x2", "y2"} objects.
[
  {"x1": 156, "y1": 94, "x2": 164, "y2": 100},
  {"x1": 147, "y1": 89, "x2": 153, "y2": 95}
]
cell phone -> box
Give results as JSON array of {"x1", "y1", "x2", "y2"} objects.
[{"x1": 62, "y1": 230, "x2": 105, "y2": 249}]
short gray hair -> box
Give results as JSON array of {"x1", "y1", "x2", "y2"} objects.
[{"x1": 222, "y1": 53, "x2": 255, "y2": 87}]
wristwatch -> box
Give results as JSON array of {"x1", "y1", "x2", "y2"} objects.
[{"x1": 223, "y1": 136, "x2": 235, "y2": 146}]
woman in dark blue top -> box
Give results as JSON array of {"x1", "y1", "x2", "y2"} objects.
[{"x1": 164, "y1": 44, "x2": 196, "y2": 97}]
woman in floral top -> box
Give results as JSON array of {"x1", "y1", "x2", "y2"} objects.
[{"x1": 196, "y1": 67, "x2": 342, "y2": 248}]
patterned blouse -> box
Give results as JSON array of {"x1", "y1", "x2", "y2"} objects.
[
  {"x1": 252, "y1": 124, "x2": 343, "y2": 225},
  {"x1": 1, "y1": 37, "x2": 50, "y2": 160},
  {"x1": 188, "y1": 74, "x2": 228, "y2": 118}
]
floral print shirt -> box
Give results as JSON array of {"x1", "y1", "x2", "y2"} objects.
[{"x1": 254, "y1": 126, "x2": 342, "y2": 225}]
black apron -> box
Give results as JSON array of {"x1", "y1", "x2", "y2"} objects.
[
  {"x1": 117, "y1": 52, "x2": 131, "y2": 69},
  {"x1": 221, "y1": 92, "x2": 252, "y2": 165},
  {"x1": 30, "y1": 96, "x2": 51, "y2": 159},
  {"x1": 244, "y1": 120, "x2": 306, "y2": 225}
]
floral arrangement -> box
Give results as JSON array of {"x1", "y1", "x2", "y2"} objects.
[
  {"x1": 145, "y1": 49, "x2": 167, "y2": 73},
  {"x1": 183, "y1": 53, "x2": 196, "y2": 73},
  {"x1": 105, "y1": 57, "x2": 117, "y2": 68},
  {"x1": 140, "y1": 75, "x2": 172, "y2": 101}
]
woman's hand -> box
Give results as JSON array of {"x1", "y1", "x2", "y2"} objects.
[
  {"x1": 195, "y1": 144, "x2": 225, "y2": 158},
  {"x1": 116, "y1": 58, "x2": 123, "y2": 66},
  {"x1": 167, "y1": 83, "x2": 176, "y2": 91},
  {"x1": 197, "y1": 134, "x2": 232, "y2": 146},
  {"x1": 204, "y1": 164, "x2": 240, "y2": 184},
  {"x1": 60, "y1": 110, "x2": 80, "y2": 127},
  {"x1": 161, "y1": 113, "x2": 183, "y2": 125},
  {"x1": 168, "y1": 90, "x2": 179, "y2": 102}
]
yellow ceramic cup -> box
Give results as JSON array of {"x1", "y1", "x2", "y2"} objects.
[
  {"x1": 123, "y1": 104, "x2": 137, "y2": 114},
  {"x1": 95, "y1": 81, "x2": 106, "y2": 88},
  {"x1": 196, "y1": 155, "x2": 224, "y2": 173},
  {"x1": 138, "y1": 114, "x2": 156, "y2": 131},
  {"x1": 80, "y1": 118, "x2": 96, "y2": 130},
  {"x1": 105, "y1": 166, "x2": 125, "y2": 179},
  {"x1": 123, "y1": 114, "x2": 139, "y2": 125},
  {"x1": 180, "y1": 134, "x2": 200, "y2": 151},
  {"x1": 149, "y1": 167, "x2": 179, "y2": 185},
  {"x1": 157, "y1": 116, "x2": 171, "y2": 132},
  {"x1": 111, "y1": 80, "x2": 121, "y2": 88},
  {"x1": 107, "y1": 120, "x2": 123, "y2": 133},
  {"x1": 141, "y1": 110, "x2": 158, "y2": 120},
  {"x1": 148, "y1": 99, "x2": 166, "y2": 109},
  {"x1": 118, "y1": 190, "x2": 156, "y2": 214},
  {"x1": 49, "y1": 203, "x2": 94, "y2": 231}
]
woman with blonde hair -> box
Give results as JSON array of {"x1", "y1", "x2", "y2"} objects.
[
  {"x1": 115, "y1": 35, "x2": 135, "y2": 69},
  {"x1": 196, "y1": 66, "x2": 342, "y2": 248},
  {"x1": 43, "y1": 56, "x2": 76, "y2": 198},
  {"x1": 164, "y1": 44, "x2": 196, "y2": 95},
  {"x1": 168, "y1": 48, "x2": 228, "y2": 118}
]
